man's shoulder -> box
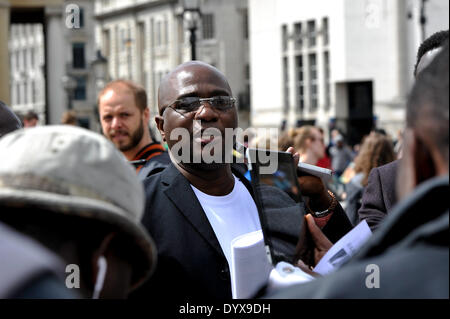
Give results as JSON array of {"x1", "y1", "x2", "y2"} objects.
[
  {"x1": 138, "y1": 152, "x2": 171, "y2": 180},
  {"x1": 376, "y1": 159, "x2": 399, "y2": 175},
  {"x1": 148, "y1": 150, "x2": 171, "y2": 164},
  {"x1": 143, "y1": 162, "x2": 172, "y2": 187},
  {"x1": 369, "y1": 160, "x2": 398, "y2": 195}
]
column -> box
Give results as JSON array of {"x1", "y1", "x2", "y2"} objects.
[{"x1": 45, "y1": 5, "x2": 65, "y2": 124}]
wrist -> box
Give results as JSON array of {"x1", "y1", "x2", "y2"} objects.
[
  {"x1": 308, "y1": 189, "x2": 332, "y2": 212},
  {"x1": 307, "y1": 190, "x2": 337, "y2": 218}
]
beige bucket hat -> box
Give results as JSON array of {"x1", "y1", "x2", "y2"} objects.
[{"x1": 0, "y1": 125, "x2": 157, "y2": 291}]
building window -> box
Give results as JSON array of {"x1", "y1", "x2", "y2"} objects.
[
  {"x1": 322, "y1": 17, "x2": 329, "y2": 46},
  {"x1": 164, "y1": 18, "x2": 169, "y2": 45},
  {"x1": 243, "y1": 9, "x2": 249, "y2": 39},
  {"x1": 239, "y1": 64, "x2": 251, "y2": 111},
  {"x1": 283, "y1": 57, "x2": 290, "y2": 113},
  {"x1": 308, "y1": 53, "x2": 318, "y2": 111},
  {"x1": 72, "y1": 43, "x2": 86, "y2": 69},
  {"x1": 79, "y1": 8, "x2": 85, "y2": 28},
  {"x1": 16, "y1": 84, "x2": 20, "y2": 105},
  {"x1": 31, "y1": 81, "x2": 36, "y2": 104},
  {"x1": 16, "y1": 51, "x2": 20, "y2": 70},
  {"x1": 138, "y1": 22, "x2": 146, "y2": 84},
  {"x1": 155, "y1": 21, "x2": 162, "y2": 46},
  {"x1": 282, "y1": 25, "x2": 288, "y2": 52},
  {"x1": 120, "y1": 28, "x2": 127, "y2": 51},
  {"x1": 74, "y1": 76, "x2": 86, "y2": 100},
  {"x1": 126, "y1": 27, "x2": 132, "y2": 79},
  {"x1": 102, "y1": 29, "x2": 111, "y2": 57},
  {"x1": 24, "y1": 49, "x2": 28, "y2": 70},
  {"x1": 295, "y1": 55, "x2": 305, "y2": 113},
  {"x1": 307, "y1": 20, "x2": 316, "y2": 47},
  {"x1": 294, "y1": 22, "x2": 302, "y2": 50},
  {"x1": 30, "y1": 48, "x2": 35, "y2": 67},
  {"x1": 24, "y1": 81, "x2": 28, "y2": 105},
  {"x1": 324, "y1": 51, "x2": 331, "y2": 110},
  {"x1": 202, "y1": 14, "x2": 215, "y2": 40},
  {"x1": 114, "y1": 25, "x2": 120, "y2": 78}
]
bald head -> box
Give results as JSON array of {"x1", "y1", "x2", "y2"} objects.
[
  {"x1": 98, "y1": 80, "x2": 148, "y2": 113},
  {"x1": 408, "y1": 43, "x2": 449, "y2": 164},
  {"x1": 157, "y1": 61, "x2": 232, "y2": 115}
]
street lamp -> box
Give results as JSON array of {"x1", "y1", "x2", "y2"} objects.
[
  {"x1": 91, "y1": 49, "x2": 109, "y2": 92},
  {"x1": 61, "y1": 75, "x2": 77, "y2": 110},
  {"x1": 181, "y1": 0, "x2": 202, "y2": 61},
  {"x1": 91, "y1": 50, "x2": 109, "y2": 130}
]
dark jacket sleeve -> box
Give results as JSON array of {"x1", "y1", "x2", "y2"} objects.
[{"x1": 358, "y1": 167, "x2": 388, "y2": 231}]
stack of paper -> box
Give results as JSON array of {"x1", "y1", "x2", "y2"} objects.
[{"x1": 230, "y1": 230, "x2": 273, "y2": 299}]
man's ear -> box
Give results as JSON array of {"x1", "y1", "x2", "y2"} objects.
[
  {"x1": 155, "y1": 116, "x2": 166, "y2": 142},
  {"x1": 143, "y1": 107, "x2": 150, "y2": 123},
  {"x1": 413, "y1": 131, "x2": 436, "y2": 185}
]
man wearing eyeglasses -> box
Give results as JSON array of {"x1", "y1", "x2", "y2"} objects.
[
  {"x1": 129, "y1": 61, "x2": 351, "y2": 300},
  {"x1": 129, "y1": 61, "x2": 256, "y2": 300}
]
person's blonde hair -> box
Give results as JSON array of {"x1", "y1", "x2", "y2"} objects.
[
  {"x1": 354, "y1": 133, "x2": 396, "y2": 186},
  {"x1": 292, "y1": 126, "x2": 317, "y2": 153},
  {"x1": 61, "y1": 110, "x2": 77, "y2": 125},
  {"x1": 278, "y1": 128, "x2": 298, "y2": 151}
]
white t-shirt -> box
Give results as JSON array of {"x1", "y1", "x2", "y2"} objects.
[{"x1": 191, "y1": 175, "x2": 262, "y2": 267}]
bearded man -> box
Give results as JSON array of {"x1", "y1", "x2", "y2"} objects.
[{"x1": 98, "y1": 80, "x2": 170, "y2": 179}]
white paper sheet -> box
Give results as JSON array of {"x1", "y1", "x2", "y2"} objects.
[
  {"x1": 314, "y1": 220, "x2": 372, "y2": 275},
  {"x1": 230, "y1": 230, "x2": 273, "y2": 299}
]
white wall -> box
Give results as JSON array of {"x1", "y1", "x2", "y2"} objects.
[{"x1": 249, "y1": 0, "x2": 449, "y2": 138}]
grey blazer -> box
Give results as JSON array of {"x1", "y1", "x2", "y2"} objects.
[{"x1": 358, "y1": 160, "x2": 398, "y2": 231}]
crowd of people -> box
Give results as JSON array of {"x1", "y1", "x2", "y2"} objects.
[{"x1": 0, "y1": 30, "x2": 448, "y2": 300}]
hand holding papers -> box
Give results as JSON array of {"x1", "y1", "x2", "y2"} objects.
[{"x1": 314, "y1": 220, "x2": 372, "y2": 275}]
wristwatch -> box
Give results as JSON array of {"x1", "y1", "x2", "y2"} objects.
[{"x1": 309, "y1": 190, "x2": 337, "y2": 218}]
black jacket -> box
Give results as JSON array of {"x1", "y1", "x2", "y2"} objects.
[
  {"x1": 131, "y1": 163, "x2": 351, "y2": 300},
  {"x1": 267, "y1": 175, "x2": 449, "y2": 299},
  {"x1": 137, "y1": 152, "x2": 171, "y2": 180}
]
